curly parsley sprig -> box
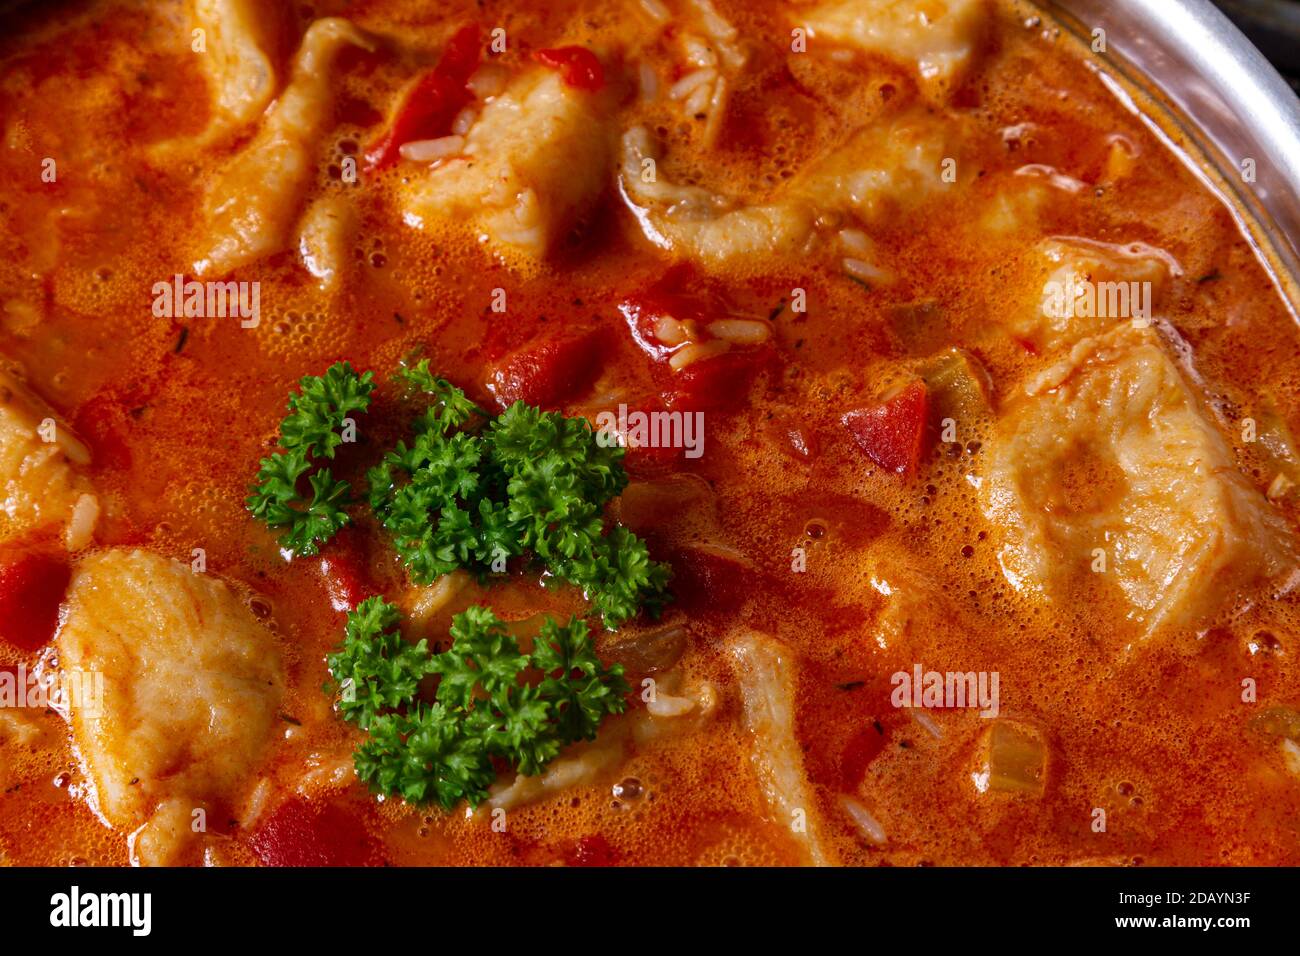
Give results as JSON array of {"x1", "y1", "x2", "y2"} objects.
[
  {"x1": 397, "y1": 358, "x2": 485, "y2": 434},
  {"x1": 368, "y1": 370, "x2": 670, "y2": 629},
  {"x1": 328, "y1": 597, "x2": 630, "y2": 809},
  {"x1": 246, "y1": 362, "x2": 375, "y2": 557}
]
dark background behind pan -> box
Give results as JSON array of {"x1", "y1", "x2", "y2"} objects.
[{"x1": 1213, "y1": 0, "x2": 1300, "y2": 91}]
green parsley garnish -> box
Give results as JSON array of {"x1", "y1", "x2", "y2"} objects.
[
  {"x1": 396, "y1": 358, "x2": 484, "y2": 433},
  {"x1": 246, "y1": 362, "x2": 374, "y2": 557},
  {"x1": 368, "y1": 366, "x2": 670, "y2": 629},
  {"x1": 328, "y1": 597, "x2": 630, "y2": 809},
  {"x1": 248, "y1": 360, "x2": 676, "y2": 809}
]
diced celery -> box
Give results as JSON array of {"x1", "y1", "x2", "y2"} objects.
[
  {"x1": 921, "y1": 348, "x2": 994, "y2": 423},
  {"x1": 983, "y1": 719, "x2": 1047, "y2": 796}
]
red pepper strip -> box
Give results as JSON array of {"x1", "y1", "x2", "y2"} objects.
[
  {"x1": 533, "y1": 46, "x2": 605, "y2": 91},
  {"x1": 316, "y1": 527, "x2": 374, "y2": 614},
  {"x1": 364, "y1": 24, "x2": 482, "y2": 169}
]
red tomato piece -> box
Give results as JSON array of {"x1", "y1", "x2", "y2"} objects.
[
  {"x1": 533, "y1": 46, "x2": 605, "y2": 91},
  {"x1": 665, "y1": 350, "x2": 767, "y2": 414},
  {"x1": 610, "y1": 400, "x2": 683, "y2": 472},
  {"x1": 248, "y1": 797, "x2": 375, "y2": 867},
  {"x1": 623, "y1": 442, "x2": 681, "y2": 472},
  {"x1": 487, "y1": 327, "x2": 608, "y2": 411},
  {"x1": 0, "y1": 550, "x2": 71, "y2": 652},
  {"x1": 842, "y1": 381, "x2": 930, "y2": 477},
  {"x1": 73, "y1": 391, "x2": 132, "y2": 471},
  {"x1": 565, "y1": 833, "x2": 617, "y2": 866},
  {"x1": 619, "y1": 264, "x2": 720, "y2": 362},
  {"x1": 335, "y1": 95, "x2": 383, "y2": 128},
  {"x1": 841, "y1": 722, "x2": 889, "y2": 790},
  {"x1": 1013, "y1": 336, "x2": 1040, "y2": 356},
  {"x1": 621, "y1": 267, "x2": 771, "y2": 413},
  {"x1": 316, "y1": 527, "x2": 374, "y2": 614},
  {"x1": 364, "y1": 24, "x2": 481, "y2": 169},
  {"x1": 668, "y1": 544, "x2": 754, "y2": 617}
]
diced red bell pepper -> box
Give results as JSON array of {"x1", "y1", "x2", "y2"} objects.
[
  {"x1": 487, "y1": 327, "x2": 608, "y2": 411},
  {"x1": 841, "y1": 722, "x2": 890, "y2": 790},
  {"x1": 621, "y1": 267, "x2": 771, "y2": 413},
  {"x1": 316, "y1": 527, "x2": 374, "y2": 614},
  {"x1": 533, "y1": 46, "x2": 605, "y2": 92},
  {"x1": 248, "y1": 797, "x2": 376, "y2": 867},
  {"x1": 610, "y1": 400, "x2": 683, "y2": 472},
  {"x1": 668, "y1": 544, "x2": 753, "y2": 617},
  {"x1": 665, "y1": 349, "x2": 767, "y2": 414},
  {"x1": 842, "y1": 380, "x2": 930, "y2": 477},
  {"x1": 73, "y1": 390, "x2": 132, "y2": 471},
  {"x1": 619, "y1": 264, "x2": 720, "y2": 363},
  {"x1": 0, "y1": 550, "x2": 71, "y2": 652},
  {"x1": 364, "y1": 24, "x2": 481, "y2": 170},
  {"x1": 564, "y1": 833, "x2": 618, "y2": 866}
]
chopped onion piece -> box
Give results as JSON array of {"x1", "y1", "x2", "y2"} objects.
[
  {"x1": 607, "y1": 624, "x2": 688, "y2": 676},
  {"x1": 1267, "y1": 472, "x2": 1295, "y2": 501}
]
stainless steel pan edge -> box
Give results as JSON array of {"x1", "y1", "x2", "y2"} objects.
[{"x1": 1041, "y1": 0, "x2": 1300, "y2": 301}]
